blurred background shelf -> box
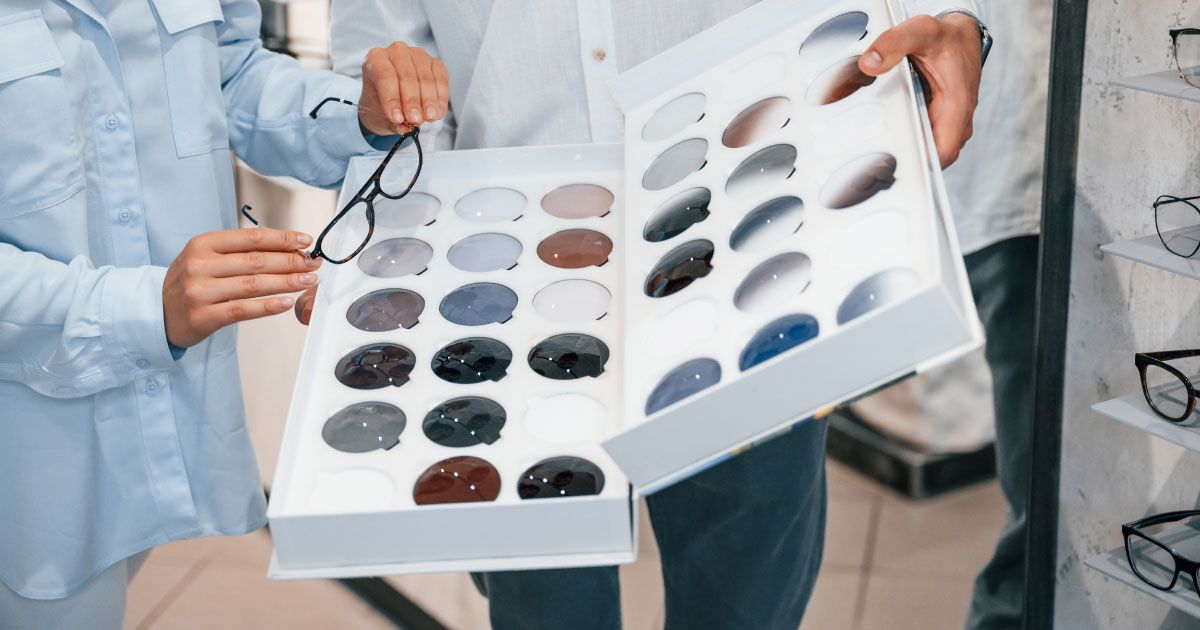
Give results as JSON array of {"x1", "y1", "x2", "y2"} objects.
[
  {"x1": 1092, "y1": 392, "x2": 1200, "y2": 454},
  {"x1": 1100, "y1": 229, "x2": 1200, "y2": 280},
  {"x1": 1086, "y1": 547, "x2": 1200, "y2": 619},
  {"x1": 1111, "y1": 70, "x2": 1200, "y2": 103}
]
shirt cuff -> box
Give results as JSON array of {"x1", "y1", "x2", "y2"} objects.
[
  {"x1": 101, "y1": 265, "x2": 181, "y2": 379},
  {"x1": 315, "y1": 76, "x2": 379, "y2": 162}
]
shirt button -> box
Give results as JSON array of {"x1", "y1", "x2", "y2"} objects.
[
  {"x1": 146, "y1": 379, "x2": 158, "y2": 395},
  {"x1": 104, "y1": 115, "x2": 119, "y2": 131},
  {"x1": 135, "y1": 358, "x2": 151, "y2": 369},
  {"x1": 592, "y1": 48, "x2": 607, "y2": 62},
  {"x1": 117, "y1": 208, "x2": 132, "y2": 224}
]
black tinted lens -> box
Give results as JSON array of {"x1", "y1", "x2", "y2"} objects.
[
  {"x1": 335, "y1": 343, "x2": 416, "y2": 389},
  {"x1": 518, "y1": 456, "x2": 606, "y2": 499},
  {"x1": 528, "y1": 333, "x2": 610, "y2": 380},
  {"x1": 346, "y1": 289, "x2": 425, "y2": 332},
  {"x1": 322, "y1": 402, "x2": 407, "y2": 453},
  {"x1": 643, "y1": 188, "x2": 711, "y2": 243},
  {"x1": 644, "y1": 240, "x2": 715, "y2": 298},
  {"x1": 422, "y1": 397, "x2": 507, "y2": 447},
  {"x1": 431, "y1": 337, "x2": 512, "y2": 384}
]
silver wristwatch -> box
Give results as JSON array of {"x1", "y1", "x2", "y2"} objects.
[{"x1": 937, "y1": 9, "x2": 993, "y2": 67}]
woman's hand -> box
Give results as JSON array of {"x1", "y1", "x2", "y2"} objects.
[{"x1": 358, "y1": 42, "x2": 450, "y2": 135}]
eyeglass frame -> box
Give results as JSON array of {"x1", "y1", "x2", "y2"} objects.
[
  {"x1": 1171, "y1": 28, "x2": 1200, "y2": 89},
  {"x1": 1153, "y1": 194, "x2": 1200, "y2": 258},
  {"x1": 1123, "y1": 510, "x2": 1200, "y2": 598},
  {"x1": 1135, "y1": 349, "x2": 1200, "y2": 422}
]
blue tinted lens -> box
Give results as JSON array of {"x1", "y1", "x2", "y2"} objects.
[
  {"x1": 645, "y1": 358, "x2": 722, "y2": 415},
  {"x1": 739, "y1": 314, "x2": 820, "y2": 371},
  {"x1": 439, "y1": 283, "x2": 518, "y2": 326}
]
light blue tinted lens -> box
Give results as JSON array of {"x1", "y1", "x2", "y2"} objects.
[
  {"x1": 645, "y1": 358, "x2": 722, "y2": 415},
  {"x1": 836, "y1": 268, "x2": 921, "y2": 325},
  {"x1": 739, "y1": 314, "x2": 820, "y2": 371},
  {"x1": 439, "y1": 283, "x2": 518, "y2": 326}
]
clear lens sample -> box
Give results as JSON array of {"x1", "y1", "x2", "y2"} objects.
[
  {"x1": 642, "y1": 138, "x2": 708, "y2": 191},
  {"x1": 820, "y1": 152, "x2": 897, "y2": 209},
  {"x1": 357, "y1": 237, "x2": 434, "y2": 278},
  {"x1": 422, "y1": 396, "x2": 507, "y2": 447},
  {"x1": 729, "y1": 196, "x2": 805, "y2": 252},
  {"x1": 725, "y1": 144, "x2": 797, "y2": 198},
  {"x1": 533, "y1": 279, "x2": 612, "y2": 322},
  {"x1": 374, "y1": 192, "x2": 440, "y2": 228},
  {"x1": 722, "y1": 97, "x2": 792, "y2": 148},
  {"x1": 524, "y1": 394, "x2": 608, "y2": 443},
  {"x1": 346, "y1": 289, "x2": 424, "y2": 332},
  {"x1": 644, "y1": 239, "x2": 715, "y2": 298},
  {"x1": 807, "y1": 57, "x2": 877, "y2": 106},
  {"x1": 1143, "y1": 363, "x2": 1193, "y2": 420},
  {"x1": 518, "y1": 456, "x2": 606, "y2": 499},
  {"x1": 431, "y1": 337, "x2": 512, "y2": 384},
  {"x1": 798, "y1": 12, "x2": 869, "y2": 65},
  {"x1": 644, "y1": 298, "x2": 720, "y2": 358},
  {"x1": 813, "y1": 103, "x2": 886, "y2": 156},
  {"x1": 646, "y1": 358, "x2": 722, "y2": 415},
  {"x1": 739, "y1": 314, "x2": 820, "y2": 371},
  {"x1": 826, "y1": 210, "x2": 906, "y2": 269},
  {"x1": 334, "y1": 343, "x2": 416, "y2": 390},
  {"x1": 322, "y1": 402, "x2": 407, "y2": 453},
  {"x1": 454, "y1": 188, "x2": 526, "y2": 223},
  {"x1": 723, "y1": 54, "x2": 787, "y2": 101},
  {"x1": 541, "y1": 184, "x2": 615, "y2": 220},
  {"x1": 643, "y1": 187, "x2": 711, "y2": 243},
  {"x1": 528, "y1": 333, "x2": 610, "y2": 380},
  {"x1": 836, "y1": 268, "x2": 921, "y2": 325},
  {"x1": 309, "y1": 468, "x2": 395, "y2": 513},
  {"x1": 642, "y1": 92, "x2": 707, "y2": 142},
  {"x1": 734, "y1": 252, "x2": 813, "y2": 313},
  {"x1": 537, "y1": 229, "x2": 613, "y2": 269},
  {"x1": 413, "y1": 456, "x2": 502, "y2": 505},
  {"x1": 447, "y1": 233, "x2": 523, "y2": 272},
  {"x1": 439, "y1": 283, "x2": 518, "y2": 326}
]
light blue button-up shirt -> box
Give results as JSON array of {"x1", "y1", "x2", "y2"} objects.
[{"x1": 0, "y1": 0, "x2": 374, "y2": 599}]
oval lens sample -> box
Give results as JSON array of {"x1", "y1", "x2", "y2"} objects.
[
  {"x1": 422, "y1": 397, "x2": 506, "y2": 447},
  {"x1": 734, "y1": 252, "x2": 813, "y2": 313},
  {"x1": 739, "y1": 314, "x2": 820, "y2": 371},
  {"x1": 533, "y1": 280, "x2": 612, "y2": 322},
  {"x1": 454, "y1": 188, "x2": 527, "y2": 223},
  {"x1": 334, "y1": 343, "x2": 416, "y2": 390},
  {"x1": 346, "y1": 289, "x2": 424, "y2": 332},
  {"x1": 374, "y1": 192, "x2": 440, "y2": 228},
  {"x1": 524, "y1": 394, "x2": 608, "y2": 443},
  {"x1": 431, "y1": 337, "x2": 512, "y2": 384},
  {"x1": 644, "y1": 239, "x2": 715, "y2": 298},
  {"x1": 836, "y1": 268, "x2": 922, "y2": 324},
  {"x1": 439, "y1": 283, "x2": 518, "y2": 326},
  {"x1": 646, "y1": 358, "x2": 722, "y2": 415},
  {"x1": 322, "y1": 402, "x2": 407, "y2": 453},
  {"x1": 798, "y1": 12, "x2": 869, "y2": 65},
  {"x1": 642, "y1": 92, "x2": 707, "y2": 142},
  {"x1": 806, "y1": 57, "x2": 877, "y2": 106},
  {"x1": 357, "y1": 237, "x2": 434, "y2": 278},
  {"x1": 518, "y1": 456, "x2": 606, "y2": 499},
  {"x1": 729, "y1": 196, "x2": 806, "y2": 252},
  {"x1": 726, "y1": 144, "x2": 797, "y2": 198},
  {"x1": 642, "y1": 138, "x2": 708, "y2": 191},
  {"x1": 447, "y1": 233, "x2": 523, "y2": 272},
  {"x1": 820, "y1": 152, "x2": 898, "y2": 209},
  {"x1": 537, "y1": 229, "x2": 613, "y2": 269},
  {"x1": 722, "y1": 97, "x2": 792, "y2": 148},
  {"x1": 528, "y1": 333, "x2": 610, "y2": 380},
  {"x1": 413, "y1": 456, "x2": 501, "y2": 505},
  {"x1": 723, "y1": 54, "x2": 787, "y2": 101},
  {"x1": 541, "y1": 184, "x2": 615, "y2": 220},
  {"x1": 643, "y1": 187, "x2": 711, "y2": 243}
]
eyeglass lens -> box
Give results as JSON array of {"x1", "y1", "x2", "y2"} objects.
[
  {"x1": 322, "y1": 402, "x2": 407, "y2": 453},
  {"x1": 528, "y1": 333, "x2": 610, "y2": 380},
  {"x1": 413, "y1": 456, "x2": 502, "y2": 505},
  {"x1": 422, "y1": 396, "x2": 507, "y2": 447},
  {"x1": 518, "y1": 456, "x2": 606, "y2": 499},
  {"x1": 346, "y1": 289, "x2": 424, "y2": 332},
  {"x1": 644, "y1": 239, "x2": 715, "y2": 298},
  {"x1": 334, "y1": 343, "x2": 416, "y2": 390},
  {"x1": 1141, "y1": 362, "x2": 1195, "y2": 421},
  {"x1": 431, "y1": 337, "x2": 512, "y2": 384}
]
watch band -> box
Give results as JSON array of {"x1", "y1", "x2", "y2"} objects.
[{"x1": 937, "y1": 9, "x2": 994, "y2": 67}]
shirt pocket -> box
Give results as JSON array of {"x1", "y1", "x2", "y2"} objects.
[
  {"x1": 0, "y1": 11, "x2": 85, "y2": 219},
  {"x1": 150, "y1": 0, "x2": 231, "y2": 158}
]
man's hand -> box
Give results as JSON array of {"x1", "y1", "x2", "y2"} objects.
[
  {"x1": 359, "y1": 42, "x2": 450, "y2": 135},
  {"x1": 163, "y1": 228, "x2": 322, "y2": 347},
  {"x1": 859, "y1": 13, "x2": 983, "y2": 168}
]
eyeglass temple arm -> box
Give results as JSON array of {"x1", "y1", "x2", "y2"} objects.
[
  {"x1": 239, "y1": 204, "x2": 260, "y2": 225},
  {"x1": 309, "y1": 97, "x2": 393, "y2": 124},
  {"x1": 1156, "y1": 194, "x2": 1200, "y2": 206},
  {"x1": 1139, "y1": 349, "x2": 1200, "y2": 362},
  {"x1": 1127, "y1": 510, "x2": 1200, "y2": 530}
]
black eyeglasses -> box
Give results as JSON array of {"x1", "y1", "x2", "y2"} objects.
[
  {"x1": 1136, "y1": 350, "x2": 1200, "y2": 423},
  {"x1": 1153, "y1": 195, "x2": 1200, "y2": 258},
  {"x1": 242, "y1": 97, "x2": 424, "y2": 264},
  {"x1": 1171, "y1": 29, "x2": 1200, "y2": 88},
  {"x1": 1124, "y1": 510, "x2": 1200, "y2": 599}
]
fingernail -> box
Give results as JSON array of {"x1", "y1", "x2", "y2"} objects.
[
  {"x1": 863, "y1": 50, "x2": 883, "y2": 70},
  {"x1": 305, "y1": 257, "x2": 322, "y2": 268},
  {"x1": 276, "y1": 297, "x2": 296, "y2": 309},
  {"x1": 299, "y1": 273, "x2": 317, "y2": 285},
  {"x1": 408, "y1": 108, "x2": 422, "y2": 124},
  {"x1": 391, "y1": 108, "x2": 404, "y2": 125},
  {"x1": 297, "y1": 233, "x2": 313, "y2": 246},
  {"x1": 426, "y1": 104, "x2": 438, "y2": 119}
]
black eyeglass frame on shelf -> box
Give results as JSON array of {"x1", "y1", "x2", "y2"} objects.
[
  {"x1": 1135, "y1": 349, "x2": 1200, "y2": 422},
  {"x1": 1124, "y1": 510, "x2": 1200, "y2": 598},
  {"x1": 1153, "y1": 194, "x2": 1200, "y2": 258},
  {"x1": 1171, "y1": 28, "x2": 1200, "y2": 89}
]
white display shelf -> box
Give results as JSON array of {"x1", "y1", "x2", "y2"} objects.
[
  {"x1": 1111, "y1": 70, "x2": 1200, "y2": 103},
  {"x1": 1092, "y1": 392, "x2": 1200, "y2": 454},
  {"x1": 1085, "y1": 547, "x2": 1200, "y2": 618},
  {"x1": 1100, "y1": 228, "x2": 1200, "y2": 280}
]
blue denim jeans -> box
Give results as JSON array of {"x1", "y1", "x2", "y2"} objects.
[{"x1": 472, "y1": 417, "x2": 829, "y2": 630}]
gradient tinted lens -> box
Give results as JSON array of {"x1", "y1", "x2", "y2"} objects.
[
  {"x1": 798, "y1": 12, "x2": 869, "y2": 64},
  {"x1": 518, "y1": 456, "x2": 606, "y2": 499},
  {"x1": 642, "y1": 92, "x2": 707, "y2": 142},
  {"x1": 346, "y1": 289, "x2": 424, "y2": 332},
  {"x1": 447, "y1": 233, "x2": 523, "y2": 272},
  {"x1": 439, "y1": 283, "x2": 518, "y2": 326},
  {"x1": 322, "y1": 402, "x2": 407, "y2": 453},
  {"x1": 734, "y1": 252, "x2": 813, "y2": 313},
  {"x1": 739, "y1": 314, "x2": 820, "y2": 371},
  {"x1": 642, "y1": 138, "x2": 708, "y2": 191},
  {"x1": 646, "y1": 358, "x2": 722, "y2": 415},
  {"x1": 334, "y1": 343, "x2": 416, "y2": 389},
  {"x1": 431, "y1": 337, "x2": 512, "y2": 384},
  {"x1": 725, "y1": 144, "x2": 797, "y2": 198},
  {"x1": 541, "y1": 184, "x2": 615, "y2": 219},
  {"x1": 820, "y1": 153, "x2": 897, "y2": 209},
  {"x1": 422, "y1": 397, "x2": 507, "y2": 447},
  {"x1": 643, "y1": 187, "x2": 711, "y2": 243},
  {"x1": 357, "y1": 237, "x2": 434, "y2": 278},
  {"x1": 455, "y1": 188, "x2": 526, "y2": 223},
  {"x1": 374, "y1": 192, "x2": 440, "y2": 228},
  {"x1": 528, "y1": 333, "x2": 610, "y2": 380},
  {"x1": 722, "y1": 97, "x2": 791, "y2": 148},
  {"x1": 837, "y1": 268, "x2": 922, "y2": 324},
  {"x1": 807, "y1": 57, "x2": 876, "y2": 105},
  {"x1": 537, "y1": 229, "x2": 613, "y2": 269},
  {"x1": 533, "y1": 279, "x2": 612, "y2": 322},
  {"x1": 413, "y1": 456, "x2": 501, "y2": 505},
  {"x1": 729, "y1": 196, "x2": 805, "y2": 252},
  {"x1": 644, "y1": 239, "x2": 715, "y2": 298}
]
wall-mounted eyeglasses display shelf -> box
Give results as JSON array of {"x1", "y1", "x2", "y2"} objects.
[
  {"x1": 1112, "y1": 70, "x2": 1200, "y2": 104},
  {"x1": 1092, "y1": 392, "x2": 1200, "y2": 455},
  {"x1": 1099, "y1": 227, "x2": 1200, "y2": 281},
  {"x1": 1086, "y1": 523, "x2": 1200, "y2": 619}
]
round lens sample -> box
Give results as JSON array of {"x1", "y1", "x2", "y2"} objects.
[
  {"x1": 322, "y1": 402, "x2": 407, "y2": 453},
  {"x1": 836, "y1": 268, "x2": 922, "y2": 325},
  {"x1": 644, "y1": 239, "x2": 715, "y2": 298},
  {"x1": 806, "y1": 57, "x2": 877, "y2": 106},
  {"x1": 525, "y1": 394, "x2": 608, "y2": 443},
  {"x1": 642, "y1": 92, "x2": 707, "y2": 142},
  {"x1": 518, "y1": 456, "x2": 606, "y2": 499},
  {"x1": 734, "y1": 252, "x2": 813, "y2": 313},
  {"x1": 334, "y1": 343, "x2": 416, "y2": 390},
  {"x1": 1143, "y1": 363, "x2": 1193, "y2": 421},
  {"x1": 447, "y1": 233, "x2": 522, "y2": 273},
  {"x1": 729, "y1": 196, "x2": 805, "y2": 252},
  {"x1": 739, "y1": 314, "x2": 820, "y2": 371},
  {"x1": 722, "y1": 97, "x2": 792, "y2": 148},
  {"x1": 439, "y1": 283, "x2": 518, "y2": 326},
  {"x1": 413, "y1": 456, "x2": 501, "y2": 506},
  {"x1": 798, "y1": 12, "x2": 869, "y2": 65},
  {"x1": 537, "y1": 229, "x2": 613, "y2": 269},
  {"x1": 422, "y1": 397, "x2": 507, "y2": 447},
  {"x1": 533, "y1": 280, "x2": 612, "y2": 322},
  {"x1": 357, "y1": 237, "x2": 434, "y2": 278},
  {"x1": 454, "y1": 188, "x2": 527, "y2": 223},
  {"x1": 723, "y1": 54, "x2": 787, "y2": 101},
  {"x1": 642, "y1": 138, "x2": 708, "y2": 191},
  {"x1": 374, "y1": 192, "x2": 440, "y2": 228},
  {"x1": 820, "y1": 152, "x2": 897, "y2": 209},
  {"x1": 528, "y1": 333, "x2": 610, "y2": 380},
  {"x1": 541, "y1": 184, "x2": 615, "y2": 220},
  {"x1": 725, "y1": 144, "x2": 797, "y2": 198},
  {"x1": 431, "y1": 337, "x2": 512, "y2": 384},
  {"x1": 646, "y1": 358, "x2": 722, "y2": 415},
  {"x1": 643, "y1": 187, "x2": 711, "y2": 243},
  {"x1": 346, "y1": 289, "x2": 425, "y2": 332}
]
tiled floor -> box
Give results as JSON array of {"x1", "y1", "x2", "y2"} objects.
[{"x1": 125, "y1": 462, "x2": 1006, "y2": 630}]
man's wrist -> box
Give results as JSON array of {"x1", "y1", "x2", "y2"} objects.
[{"x1": 937, "y1": 10, "x2": 992, "y2": 66}]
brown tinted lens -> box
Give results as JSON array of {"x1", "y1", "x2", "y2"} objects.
[
  {"x1": 413, "y1": 456, "x2": 502, "y2": 505},
  {"x1": 536, "y1": 229, "x2": 613, "y2": 269},
  {"x1": 541, "y1": 184, "x2": 615, "y2": 219},
  {"x1": 334, "y1": 343, "x2": 416, "y2": 389},
  {"x1": 807, "y1": 57, "x2": 876, "y2": 105}
]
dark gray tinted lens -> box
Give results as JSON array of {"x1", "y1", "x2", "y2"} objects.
[
  {"x1": 734, "y1": 252, "x2": 813, "y2": 313},
  {"x1": 798, "y1": 12, "x2": 869, "y2": 65},
  {"x1": 322, "y1": 402, "x2": 407, "y2": 453},
  {"x1": 528, "y1": 333, "x2": 610, "y2": 380},
  {"x1": 447, "y1": 233, "x2": 523, "y2": 272},
  {"x1": 334, "y1": 343, "x2": 416, "y2": 389},
  {"x1": 643, "y1": 187, "x2": 711, "y2": 243},
  {"x1": 806, "y1": 57, "x2": 876, "y2": 105},
  {"x1": 346, "y1": 289, "x2": 424, "y2": 332},
  {"x1": 739, "y1": 314, "x2": 820, "y2": 371},
  {"x1": 432, "y1": 337, "x2": 512, "y2": 384},
  {"x1": 518, "y1": 456, "x2": 606, "y2": 499},
  {"x1": 642, "y1": 138, "x2": 708, "y2": 191},
  {"x1": 725, "y1": 144, "x2": 797, "y2": 198},
  {"x1": 439, "y1": 283, "x2": 518, "y2": 326},
  {"x1": 646, "y1": 358, "x2": 722, "y2": 415},
  {"x1": 836, "y1": 268, "x2": 921, "y2": 325},
  {"x1": 729, "y1": 196, "x2": 805, "y2": 252},
  {"x1": 820, "y1": 153, "x2": 897, "y2": 209},
  {"x1": 644, "y1": 240, "x2": 715, "y2": 298},
  {"x1": 357, "y1": 237, "x2": 434, "y2": 278},
  {"x1": 422, "y1": 397, "x2": 507, "y2": 447}
]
